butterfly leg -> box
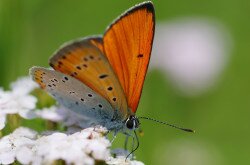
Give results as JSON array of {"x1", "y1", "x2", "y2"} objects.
[
  {"x1": 110, "y1": 131, "x2": 118, "y2": 144},
  {"x1": 123, "y1": 132, "x2": 135, "y2": 156}
]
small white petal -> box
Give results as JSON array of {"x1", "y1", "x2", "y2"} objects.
[
  {"x1": 18, "y1": 109, "x2": 38, "y2": 119},
  {"x1": 35, "y1": 106, "x2": 63, "y2": 121},
  {"x1": 12, "y1": 127, "x2": 37, "y2": 139},
  {"x1": 0, "y1": 115, "x2": 6, "y2": 130},
  {"x1": 16, "y1": 146, "x2": 33, "y2": 164},
  {"x1": 106, "y1": 156, "x2": 145, "y2": 165},
  {"x1": 0, "y1": 151, "x2": 15, "y2": 165},
  {"x1": 17, "y1": 95, "x2": 37, "y2": 110},
  {"x1": 11, "y1": 77, "x2": 38, "y2": 95}
]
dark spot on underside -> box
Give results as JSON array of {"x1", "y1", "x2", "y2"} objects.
[
  {"x1": 76, "y1": 66, "x2": 81, "y2": 70},
  {"x1": 88, "y1": 94, "x2": 93, "y2": 97},
  {"x1": 107, "y1": 87, "x2": 113, "y2": 91},
  {"x1": 99, "y1": 74, "x2": 108, "y2": 79},
  {"x1": 113, "y1": 97, "x2": 116, "y2": 101}
]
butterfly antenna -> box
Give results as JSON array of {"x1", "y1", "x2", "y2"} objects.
[
  {"x1": 126, "y1": 131, "x2": 139, "y2": 161},
  {"x1": 138, "y1": 116, "x2": 195, "y2": 133}
]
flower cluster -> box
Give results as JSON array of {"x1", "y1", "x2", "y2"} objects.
[
  {"x1": 0, "y1": 77, "x2": 38, "y2": 129},
  {"x1": 0, "y1": 77, "x2": 144, "y2": 165}
]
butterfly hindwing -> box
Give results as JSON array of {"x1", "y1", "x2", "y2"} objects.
[
  {"x1": 103, "y1": 2, "x2": 155, "y2": 113},
  {"x1": 49, "y1": 37, "x2": 129, "y2": 118},
  {"x1": 30, "y1": 67, "x2": 115, "y2": 121}
]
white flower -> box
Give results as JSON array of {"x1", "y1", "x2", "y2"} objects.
[
  {"x1": 10, "y1": 77, "x2": 38, "y2": 96},
  {"x1": 0, "y1": 127, "x2": 37, "y2": 164},
  {"x1": 0, "y1": 127, "x2": 109, "y2": 165},
  {"x1": 0, "y1": 115, "x2": 6, "y2": 130},
  {"x1": 0, "y1": 77, "x2": 38, "y2": 130},
  {"x1": 106, "y1": 156, "x2": 144, "y2": 165},
  {"x1": 106, "y1": 149, "x2": 144, "y2": 165},
  {"x1": 0, "y1": 127, "x2": 144, "y2": 165},
  {"x1": 151, "y1": 18, "x2": 232, "y2": 96},
  {"x1": 33, "y1": 127, "x2": 110, "y2": 165}
]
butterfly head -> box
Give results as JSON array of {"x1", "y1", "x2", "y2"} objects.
[{"x1": 125, "y1": 115, "x2": 140, "y2": 130}]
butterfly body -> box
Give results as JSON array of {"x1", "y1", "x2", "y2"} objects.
[{"x1": 30, "y1": 1, "x2": 155, "y2": 134}]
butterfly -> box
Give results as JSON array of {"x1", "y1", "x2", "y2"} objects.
[{"x1": 30, "y1": 2, "x2": 155, "y2": 135}]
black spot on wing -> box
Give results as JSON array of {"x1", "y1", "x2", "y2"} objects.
[
  {"x1": 137, "y1": 54, "x2": 143, "y2": 58},
  {"x1": 76, "y1": 66, "x2": 81, "y2": 70},
  {"x1": 107, "y1": 87, "x2": 113, "y2": 91},
  {"x1": 99, "y1": 74, "x2": 108, "y2": 79}
]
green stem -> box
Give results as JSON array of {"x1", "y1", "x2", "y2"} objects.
[
  {"x1": 46, "y1": 121, "x2": 57, "y2": 130},
  {"x1": 7, "y1": 114, "x2": 21, "y2": 131}
]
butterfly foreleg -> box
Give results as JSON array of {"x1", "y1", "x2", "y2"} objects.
[
  {"x1": 123, "y1": 131, "x2": 135, "y2": 155},
  {"x1": 110, "y1": 131, "x2": 118, "y2": 144}
]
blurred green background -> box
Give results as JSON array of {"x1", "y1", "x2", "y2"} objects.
[{"x1": 0, "y1": 0, "x2": 250, "y2": 164}]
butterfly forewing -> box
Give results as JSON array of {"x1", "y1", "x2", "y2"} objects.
[
  {"x1": 103, "y1": 2, "x2": 155, "y2": 113},
  {"x1": 49, "y1": 37, "x2": 129, "y2": 118},
  {"x1": 30, "y1": 67, "x2": 115, "y2": 121}
]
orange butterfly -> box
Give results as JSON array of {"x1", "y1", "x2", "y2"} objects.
[
  {"x1": 31, "y1": 1, "x2": 154, "y2": 131},
  {"x1": 30, "y1": 1, "x2": 193, "y2": 157}
]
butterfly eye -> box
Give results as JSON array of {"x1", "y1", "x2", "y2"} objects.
[
  {"x1": 125, "y1": 116, "x2": 139, "y2": 130},
  {"x1": 126, "y1": 119, "x2": 134, "y2": 130}
]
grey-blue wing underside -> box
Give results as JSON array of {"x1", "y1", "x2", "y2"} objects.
[{"x1": 30, "y1": 66, "x2": 115, "y2": 124}]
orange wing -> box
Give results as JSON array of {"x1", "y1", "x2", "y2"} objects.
[
  {"x1": 49, "y1": 37, "x2": 129, "y2": 118},
  {"x1": 103, "y1": 2, "x2": 155, "y2": 113}
]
